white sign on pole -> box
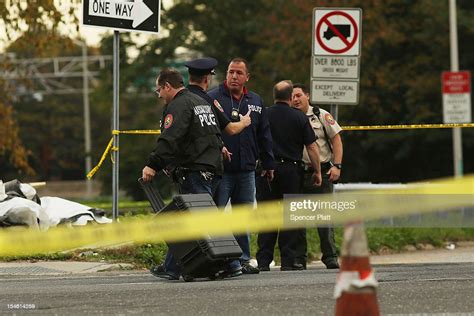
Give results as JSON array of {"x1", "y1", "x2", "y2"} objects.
[
  {"x1": 310, "y1": 80, "x2": 359, "y2": 105},
  {"x1": 82, "y1": 0, "x2": 160, "y2": 34},
  {"x1": 311, "y1": 8, "x2": 362, "y2": 105},
  {"x1": 312, "y1": 56, "x2": 359, "y2": 80},
  {"x1": 313, "y1": 8, "x2": 362, "y2": 56},
  {"x1": 81, "y1": 0, "x2": 162, "y2": 219},
  {"x1": 442, "y1": 71, "x2": 472, "y2": 123}
]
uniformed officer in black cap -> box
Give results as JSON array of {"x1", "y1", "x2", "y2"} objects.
[
  {"x1": 185, "y1": 57, "x2": 251, "y2": 135},
  {"x1": 143, "y1": 68, "x2": 225, "y2": 280},
  {"x1": 185, "y1": 57, "x2": 217, "y2": 77},
  {"x1": 148, "y1": 60, "x2": 251, "y2": 279}
]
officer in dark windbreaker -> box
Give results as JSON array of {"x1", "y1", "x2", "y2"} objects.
[
  {"x1": 208, "y1": 57, "x2": 275, "y2": 276},
  {"x1": 142, "y1": 68, "x2": 224, "y2": 280}
]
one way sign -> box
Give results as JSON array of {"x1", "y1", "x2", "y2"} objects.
[{"x1": 82, "y1": 0, "x2": 160, "y2": 34}]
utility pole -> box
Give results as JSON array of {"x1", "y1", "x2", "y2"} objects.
[
  {"x1": 449, "y1": 0, "x2": 463, "y2": 177},
  {"x1": 74, "y1": 39, "x2": 93, "y2": 196}
]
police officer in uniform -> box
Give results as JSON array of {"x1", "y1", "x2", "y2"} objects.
[
  {"x1": 291, "y1": 83, "x2": 343, "y2": 269},
  {"x1": 142, "y1": 68, "x2": 224, "y2": 280},
  {"x1": 256, "y1": 80, "x2": 322, "y2": 271},
  {"x1": 184, "y1": 57, "x2": 252, "y2": 135},
  {"x1": 149, "y1": 59, "x2": 253, "y2": 279}
]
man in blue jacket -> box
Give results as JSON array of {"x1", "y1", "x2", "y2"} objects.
[{"x1": 208, "y1": 57, "x2": 275, "y2": 275}]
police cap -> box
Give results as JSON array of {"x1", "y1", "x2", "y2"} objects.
[{"x1": 185, "y1": 57, "x2": 218, "y2": 76}]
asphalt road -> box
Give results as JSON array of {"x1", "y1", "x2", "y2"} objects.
[{"x1": 0, "y1": 263, "x2": 473, "y2": 315}]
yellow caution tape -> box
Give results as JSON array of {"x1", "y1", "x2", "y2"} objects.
[
  {"x1": 0, "y1": 175, "x2": 472, "y2": 256},
  {"x1": 118, "y1": 129, "x2": 161, "y2": 135},
  {"x1": 86, "y1": 138, "x2": 114, "y2": 179},
  {"x1": 87, "y1": 124, "x2": 473, "y2": 178},
  {"x1": 87, "y1": 130, "x2": 162, "y2": 179},
  {"x1": 341, "y1": 123, "x2": 474, "y2": 131}
]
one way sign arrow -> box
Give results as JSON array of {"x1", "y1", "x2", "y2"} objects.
[
  {"x1": 89, "y1": 0, "x2": 152, "y2": 28},
  {"x1": 83, "y1": 0, "x2": 160, "y2": 34}
]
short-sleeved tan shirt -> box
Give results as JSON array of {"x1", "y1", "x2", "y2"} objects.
[{"x1": 302, "y1": 107, "x2": 342, "y2": 164}]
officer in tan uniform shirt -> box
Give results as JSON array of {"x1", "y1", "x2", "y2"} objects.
[{"x1": 291, "y1": 83, "x2": 343, "y2": 269}]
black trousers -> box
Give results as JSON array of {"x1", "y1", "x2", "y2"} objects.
[
  {"x1": 256, "y1": 162, "x2": 303, "y2": 267},
  {"x1": 295, "y1": 166, "x2": 338, "y2": 266}
]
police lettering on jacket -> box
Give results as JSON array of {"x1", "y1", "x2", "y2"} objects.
[
  {"x1": 193, "y1": 105, "x2": 217, "y2": 127},
  {"x1": 187, "y1": 84, "x2": 231, "y2": 131},
  {"x1": 147, "y1": 89, "x2": 223, "y2": 175}
]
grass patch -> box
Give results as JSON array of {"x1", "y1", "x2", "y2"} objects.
[
  {"x1": 71, "y1": 243, "x2": 168, "y2": 268},
  {"x1": 2, "y1": 225, "x2": 472, "y2": 267}
]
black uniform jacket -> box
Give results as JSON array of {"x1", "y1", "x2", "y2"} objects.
[
  {"x1": 267, "y1": 102, "x2": 317, "y2": 162},
  {"x1": 187, "y1": 84, "x2": 231, "y2": 131},
  {"x1": 147, "y1": 89, "x2": 224, "y2": 175}
]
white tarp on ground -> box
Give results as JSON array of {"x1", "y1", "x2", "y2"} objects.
[
  {"x1": 0, "y1": 180, "x2": 112, "y2": 229},
  {"x1": 0, "y1": 197, "x2": 49, "y2": 229},
  {"x1": 0, "y1": 180, "x2": 6, "y2": 201},
  {"x1": 39, "y1": 197, "x2": 112, "y2": 226}
]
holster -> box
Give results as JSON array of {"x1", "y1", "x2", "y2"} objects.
[{"x1": 171, "y1": 167, "x2": 185, "y2": 185}]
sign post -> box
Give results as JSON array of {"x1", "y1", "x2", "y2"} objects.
[
  {"x1": 442, "y1": 71, "x2": 472, "y2": 124},
  {"x1": 447, "y1": 0, "x2": 467, "y2": 177},
  {"x1": 82, "y1": 0, "x2": 161, "y2": 220},
  {"x1": 311, "y1": 7, "x2": 362, "y2": 113}
]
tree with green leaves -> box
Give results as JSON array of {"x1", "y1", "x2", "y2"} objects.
[
  {"x1": 0, "y1": 1, "x2": 80, "y2": 179},
  {"x1": 250, "y1": 0, "x2": 474, "y2": 182},
  {"x1": 93, "y1": 0, "x2": 474, "y2": 197},
  {"x1": 0, "y1": 84, "x2": 34, "y2": 177}
]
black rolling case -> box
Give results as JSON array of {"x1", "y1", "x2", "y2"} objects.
[{"x1": 138, "y1": 178, "x2": 242, "y2": 281}]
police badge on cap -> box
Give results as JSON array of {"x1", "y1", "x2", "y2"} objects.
[{"x1": 185, "y1": 57, "x2": 218, "y2": 76}]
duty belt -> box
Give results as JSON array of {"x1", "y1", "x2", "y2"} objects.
[
  {"x1": 304, "y1": 162, "x2": 332, "y2": 173},
  {"x1": 275, "y1": 157, "x2": 301, "y2": 166},
  {"x1": 172, "y1": 167, "x2": 216, "y2": 183}
]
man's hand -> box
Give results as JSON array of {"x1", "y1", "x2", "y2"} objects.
[
  {"x1": 222, "y1": 147, "x2": 232, "y2": 161},
  {"x1": 239, "y1": 110, "x2": 252, "y2": 127},
  {"x1": 312, "y1": 171, "x2": 322, "y2": 186},
  {"x1": 327, "y1": 166, "x2": 341, "y2": 183},
  {"x1": 142, "y1": 166, "x2": 156, "y2": 182},
  {"x1": 261, "y1": 169, "x2": 274, "y2": 181}
]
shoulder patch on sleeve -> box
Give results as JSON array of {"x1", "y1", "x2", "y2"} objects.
[
  {"x1": 163, "y1": 114, "x2": 174, "y2": 129},
  {"x1": 324, "y1": 113, "x2": 335, "y2": 125},
  {"x1": 213, "y1": 100, "x2": 224, "y2": 112}
]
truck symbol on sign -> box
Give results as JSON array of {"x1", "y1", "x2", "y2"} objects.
[{"x1": 323, "y1": 24, "x2": 351, "y2": 40}]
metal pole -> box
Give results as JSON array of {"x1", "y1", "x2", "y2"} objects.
[
  {"x1": 112, "y1": 31, "x2": 120, "y2": 220},
  {"x1": 330, "y1": 104, "x2": 338, "y2": 121},
  {"x1": 449, "y1": 0, "x2": 463, "y2": 177},
  {"x1": 330, "y1": 104, "x2": 338, "y2": 196},
  {"x1": 81, "y1": 42, "x2": 93, "y2": 197}
]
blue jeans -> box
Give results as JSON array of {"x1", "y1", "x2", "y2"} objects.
[
  {"x1": 164, "y1": 171, "x2": 221, "y2": 277},
  {"x1": 215, "y1": 171, "x2": 255, "y2": 270}
]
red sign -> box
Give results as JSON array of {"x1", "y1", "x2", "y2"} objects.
[
  {"x1": 316, "y1": 11, "x2": 359, "y2": 54},
  {"x1": 442, "y1": 71, "x2": 471, "y2": 94}
]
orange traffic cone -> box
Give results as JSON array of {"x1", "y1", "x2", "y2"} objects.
[{"x1": 334, "y1": 221, "x2": 380, "y2": 316}]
